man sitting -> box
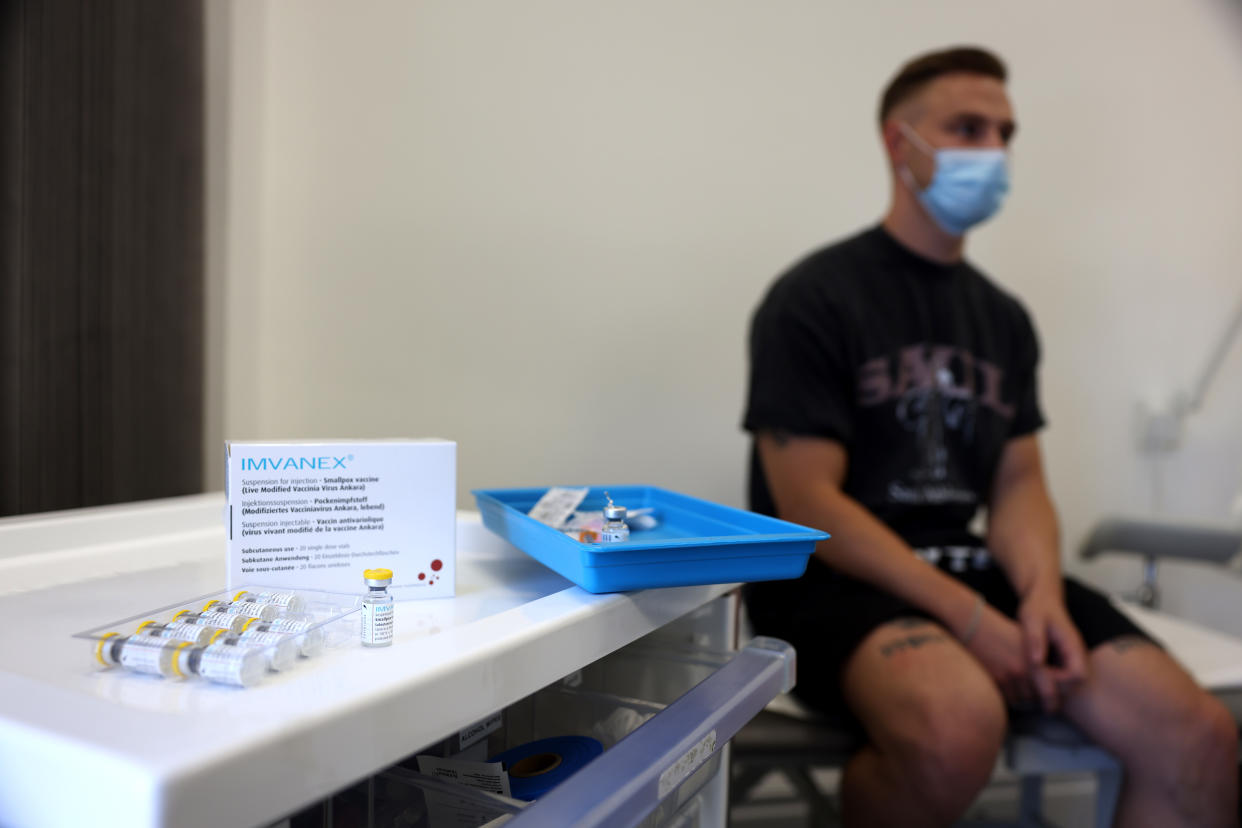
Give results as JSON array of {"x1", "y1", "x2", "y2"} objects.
[{"x1": 742, "y1": 46, "x2": 1238, "y2": 827}]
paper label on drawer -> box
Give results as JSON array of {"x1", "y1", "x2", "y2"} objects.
[
  {"x1": 459, "y1": 711, "x2": 503, "y2": 751},
  {"x1": 658, "y1": 729, "x2": 717, "y2": 799},
  {"x1": 417, "y1": 755, "x2": 512, "y2": 798}
]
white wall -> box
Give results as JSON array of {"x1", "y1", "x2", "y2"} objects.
[{"x1": 206, "y1": 1, "x2": 1242, "y2": 633}]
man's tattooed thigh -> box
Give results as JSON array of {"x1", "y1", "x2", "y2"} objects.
[{"x1": 880, "y1": 631, "x2": 949, "y2": 657}]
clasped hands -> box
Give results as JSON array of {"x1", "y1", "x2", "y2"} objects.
[{"x1": 962, "y1": 589, "x2": 1088, "y2": 712}]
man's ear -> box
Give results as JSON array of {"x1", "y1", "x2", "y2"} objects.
[{"x1": 880, "y1": 120, "x2": 906, "y2": 167}]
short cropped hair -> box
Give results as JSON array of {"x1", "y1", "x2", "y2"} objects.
[{"x1": 878, "y1": 46, "x2": 1007, "y2": 125}]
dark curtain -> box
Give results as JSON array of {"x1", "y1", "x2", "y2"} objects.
[{"x1": 0, "y1": 0, "x2": 204, "y2": 516}]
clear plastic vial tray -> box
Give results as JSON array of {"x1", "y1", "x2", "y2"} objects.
[{"x1": 72, "y1": 586, "x2": 361, "y2": 688}]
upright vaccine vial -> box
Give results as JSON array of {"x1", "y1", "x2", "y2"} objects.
[
  {"x1": 601, "y1": 493, "x2": 630, "y2": 543},
  {"x1": 361, "y1": 568, "x2": 394, "y2": 648}
]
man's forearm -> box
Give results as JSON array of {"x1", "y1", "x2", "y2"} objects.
[
  {"x1": 987, "y1": 447, "x2": 1062, "y2": 599},
  {"x1": 782, "y1": 479, "x2": 982, "y2": 635}
]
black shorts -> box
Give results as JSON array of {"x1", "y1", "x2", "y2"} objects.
[{"x1": 744, "y1": 556, "x2": 1156, "y2": 720}]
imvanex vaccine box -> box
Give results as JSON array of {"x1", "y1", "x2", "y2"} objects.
[{"x1": 225, "y1": 439, "x2": 456, "y2": 597}]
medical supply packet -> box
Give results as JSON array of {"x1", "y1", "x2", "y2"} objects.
[{"x1": 225, "y1": 439, "x2": 456, "y2": 597}]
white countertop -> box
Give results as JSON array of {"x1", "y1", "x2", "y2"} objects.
[{"x1": 0, "y1": 494, "x2": 737, "y2": 828}]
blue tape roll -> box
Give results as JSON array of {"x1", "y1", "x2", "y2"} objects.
[{"x1": 490, "y1": 735, "x2": 604, "y2": 800}]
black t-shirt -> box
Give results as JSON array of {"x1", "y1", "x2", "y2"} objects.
[{"x1": 743, "y1": 225, "x2": 1045, "y2": 551}]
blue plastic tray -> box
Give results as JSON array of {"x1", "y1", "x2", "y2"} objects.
[{"x1": 471, "y1": 486, "x2": 829, "y2": 593}]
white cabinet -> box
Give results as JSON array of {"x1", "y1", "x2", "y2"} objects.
[{"x1": 0, "y1": 494, "x2": 791, "y2": 828}]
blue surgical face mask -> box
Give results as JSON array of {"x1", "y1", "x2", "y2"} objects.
[{"x1": 899, "y1": 123, "x2": 1009, "y2": 237}]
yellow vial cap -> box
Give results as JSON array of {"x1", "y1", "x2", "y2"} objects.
[
  {"x1": 364, "y1": 568, "x2": 393, "y2": 580},
  {"x1": 202, "y1": 600, "x2": 222, "y2": 611},
  {"x1": 95, "y1": 632, "x2": 120, "y2": 667},
  {"x1": 169, "y1": 641, "x2": 192, "y2": 679},
  {"x1": 135, "y1": 620, "x2": 157, "y2": 632}
]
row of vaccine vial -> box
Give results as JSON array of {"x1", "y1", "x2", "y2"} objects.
[{"x1": 94, "y1": 590, "x2": 323, "y2": 688}]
